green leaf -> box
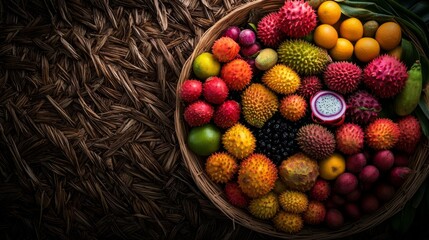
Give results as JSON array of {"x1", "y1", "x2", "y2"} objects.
[{"x1": 401, "y1": 39, "x2": 420, "y2": 68}]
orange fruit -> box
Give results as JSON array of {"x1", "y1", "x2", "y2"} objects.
[
  {"x1": 354, "y1": 37, "x2": 380, "y2": 62},
  {"x1": 339, "y1": 17, "x2": 363, "y2": 42},
  {"x1": 317, "y1": 1, "x2": 342, "y2": 25},
  {"x1": 319, "y1": 153, "x2": 346, "y2": 180},
  {"x1": 375, "y1": 21, "x2": 402, "y2": 50},
  {"x1": 329, "y1": 38, "x2": 354, "y2": 61},
  {"x1": 313, "y1": 24, "x2": 338, "y2": 49}
]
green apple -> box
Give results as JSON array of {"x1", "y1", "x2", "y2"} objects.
[{"x1": 187, "y1": 124, "x2": 221, "y2": 156}]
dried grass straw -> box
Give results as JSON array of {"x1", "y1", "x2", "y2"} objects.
[{"x1": 175, "y1": 0, "x2": 429, "y2": 238}]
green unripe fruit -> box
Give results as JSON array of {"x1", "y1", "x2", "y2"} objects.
[{"x1": 187, "y1": 124, "x2": 221, "y2": 156}]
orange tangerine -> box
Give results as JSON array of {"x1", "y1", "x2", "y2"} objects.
[
  {"x1": 375, "y1": 21, "x2": 402, "y2": 50},
  {"x1": 317, "y1": 1, "x2": 342, "y2": 25},
  {"x1": 339, "y1": 17, "x2": 363, "y2": 42},
  {"x1": 354, "y1": 37, "x2": 380, "y2": 62},
  {"x1": 329, "y1": 38, "x2": 354, "y2": 61},
  {"x1": 314, "y1": 24, "x2": 338, "y2": 49}
]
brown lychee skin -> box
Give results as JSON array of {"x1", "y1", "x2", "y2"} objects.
[{"x1": 303, "y1": 201, "x2": 326, "y2": 225}]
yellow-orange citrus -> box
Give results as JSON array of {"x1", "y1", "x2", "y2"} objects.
[
  {"x1": 313, "y1": 24, "x2": 338, "y2": 49},
  {"x1": 329, "y1": 38, "x2": 354, "y2": 61},
  {"x1": 375, "y1": 21, "x2": 402, "y2": 50},
  {"x1": 319, "y1": 153, "x2": 346, "y2": 180},
  {"x1": 317, "y1": 1, "x2": 342, "y2": 25},
  {"x1": 354, "y1": 37, "x2": 380, "y2": 62},
  {"x1": 339, "y1": 17, "x2": 363, "y2": 42}
]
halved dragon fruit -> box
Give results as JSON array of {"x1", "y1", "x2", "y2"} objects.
[{"x1": 310, "y1": 90, "x2": 346, "y2": 126}]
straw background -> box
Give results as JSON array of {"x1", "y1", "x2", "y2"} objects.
[{"x1": 0, "y1": 0, "x2": 428, "y2": 239}]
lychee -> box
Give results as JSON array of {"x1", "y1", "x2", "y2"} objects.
[
  {"x1": 180, "y1": 79, "x2": 202, "y2": 103},
  {"x1": 184, "y1": 100, "x2": 214, "y2": 127},
  {"x1": 309, "y1": 178, "x2": 331, "y2": 201},
  {"x1": 336, "y1": 123, "x2": 364, "y2": 155},
  {"x1": 203, "y1": 77, "x2": 229, "y2": 104},
  {"x1": 213, "y1": 100, "x2": 240, "y2": 129},
  {"x1": 303, "y1": 201, "x2": 326, "y2": 225},
  {"x1": 296, "y1": 76, "x2": 323, "y2": 99},
  {"x1": 225, "y1": 182, "x2": 249, "y2": 208},
  {"x1": 395, "y1": 115, "x2": 422, "y2": 154}
]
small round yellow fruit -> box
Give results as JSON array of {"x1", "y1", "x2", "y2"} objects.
[
  {"x1": 192, "y1": 52, "x2": 221, "y2": 80},
  {"x1": 318, "y1": 153, "x2": 346, "y2": 180}
]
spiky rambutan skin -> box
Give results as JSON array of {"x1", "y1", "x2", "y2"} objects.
[
  {"x1": 395, "y1": 115, "x2": 422, "y2": 154},
  {"x1": 278, "y1": 190, "x2": 309, "y2": 213},
  {"x1": 242, "y1": 84, "x2": 279, "y2": 128},
  {"x1": 273, "y1": 211, "x2": 304, "y2": 233},
  {"x1": 225, "y1": 182, "x2": 249, "y2": 208},
  {"x1": 279, "y1": 94, "x2": 307, "y2": 122},
  {"x1": 222, "y1": 123, "x2": 256, "y2": 159},
  {"x1": 262, "y1": 64, "x2": 301, "y2": 94},
  {"x1": 238, "y1": 153, "x2": 278, "y2": 198},
  {"x1": 205, "y1": 152, "x2": 238, "y2": 183},
  {"x1": 257, "y1": 12, "x2": 285, "y2": 47},
  {"x1": 363, "y1": 55, "x2": 408, "y2": 98},
  {"x1": 324, "y1": 62, "x2": 362, "y2": 94},
  {"x1": 296, "y1": 124, "x2": 336, "y2": 160},
  {"x1": 346, "y1": 91, "x2": 382, "y2": 125},
  {"x1": 278, "y1": 0, "x2": 317, "y2": 38},
  {"x1": 277, "y1": 40, "x2": 331, "y2": 76},
  {"x1": 220, "y1": 59, "x2": 252, "y2": 91},
  {"x1": 249, "y1": 192, "x2": 280, "y2": 219},
  {"x1": 336, "y1": 123, "x2": 365, "y2": 155},
  {"x1": 365, "y1": 118, "x2": 400, "y2": 150},
  {"x1": 303, "y1": 201, "x2": 326, "y2": 225},
  {"x1": 297, "y1": 76, "x2": 323, "y2": 99},
  {"x1": 213, "y1": 100, "x2": 241, "y2": 129},
  {"x1": 184, "y1": 100, "x2": 214, "y2": 127},
  {"x1": 309, "y1": 178, "x2": 331, "y2": 201},
  {"x1": 279, "y1": 153, "x2": 319, "y2": 192},
  {"x1": 212, "y1": 37, "x2": 240, "y2": 62}
]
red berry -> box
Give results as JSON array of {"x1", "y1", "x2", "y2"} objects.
[{"x1": 214, "y1": 100, "x2": 241, "y2": 128}]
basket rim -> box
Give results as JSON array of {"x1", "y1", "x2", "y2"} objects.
[{"x1": 174, "y1": 0, "x2": 429, "y2": 238}]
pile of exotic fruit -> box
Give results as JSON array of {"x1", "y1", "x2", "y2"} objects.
[{"x1": 178, "y1": 0, "x2": 426, "y2": 233}]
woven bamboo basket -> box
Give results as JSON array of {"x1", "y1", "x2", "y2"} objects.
[{"x1": 175, "y1": 0, "x2": 429, "y2": 238}]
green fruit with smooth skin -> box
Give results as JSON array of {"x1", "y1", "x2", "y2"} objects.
[
  {"x1": 393, "y1": 61, "x2": 422, "y2": 116},
  {"x1": 255, "y1": 48, "x2": 278, "y2": 71},
  {"x1": 187, "y1": 124, "x2": 221, "y2": 156}
]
